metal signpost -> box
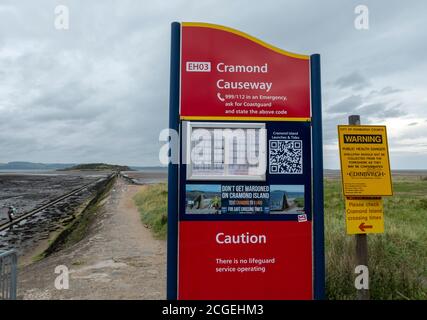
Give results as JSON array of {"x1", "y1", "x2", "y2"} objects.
[
  {"x1": 168, "y1": 22, "x2": 325, "y2": 300},
  {"x1": 0, "y1": 250, "x2": 17, "y2": 300}
]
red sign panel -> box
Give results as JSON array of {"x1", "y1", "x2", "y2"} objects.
[
  {"x1": 178, "y1": 221, "x2": 313, "y2": 300},
  {"x1": 176, "y1": 22, "x2": 315, "y2": 300},
  {"x1": 181, "y1": 23, "x2": 311, "y2": 119}
]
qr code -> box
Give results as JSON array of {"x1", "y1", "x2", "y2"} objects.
[{"x1": 269, "y1": 140, "x2": 303, "y2": 174}]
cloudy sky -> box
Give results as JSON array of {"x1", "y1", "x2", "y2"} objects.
[{"x1": 0, "y1": 0, "x2": 426, "y2": 168}]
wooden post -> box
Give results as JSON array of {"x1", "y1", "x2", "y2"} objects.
[{"x1": 349, "y1": 114, "x2": 370, "y2": 300}]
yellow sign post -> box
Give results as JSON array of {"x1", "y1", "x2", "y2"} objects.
[
  {"x1": 338, "y1": 125, "x2": 392, "y2": 196},
  {"x1": 345, "y1": 197, "x2": 384, "y2": 234},
  {"x1": 338, "y1": 117, "x2": 393, "y2": 300}
]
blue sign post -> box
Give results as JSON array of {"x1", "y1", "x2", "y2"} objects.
[
  {"x1": 166, "y1": 21, "x2": 180, "y2": 300},
  {"x1": 311, "y1": 54, "x2": 325, "y2": 300}
]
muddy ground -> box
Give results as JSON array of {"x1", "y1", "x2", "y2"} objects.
[{"x1": 0, "y1": 171, "x2": 111, "y2": 255}]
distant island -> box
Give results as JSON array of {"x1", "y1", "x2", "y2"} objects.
[
  {"x1": 0, "y1": 161, "x2": 75, "y2": 170},
  {"x1": 0, "y1": 161, "x2": 166, "y2": 172},
  {"x1": 60, "y1": 163, "x2": 132, "y2": 171}
]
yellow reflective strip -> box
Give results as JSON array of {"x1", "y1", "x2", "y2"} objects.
[
  {"x1": 182, "y1": 22, "x2": 309, "y2": 60},
  {"x1": 180, "y1": 116, "x2": 311, "y2": 122}
]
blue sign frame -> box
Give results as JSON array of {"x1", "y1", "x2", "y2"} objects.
[{"x1": 179, "y1": 121, "x2": 312, "y2": 222}]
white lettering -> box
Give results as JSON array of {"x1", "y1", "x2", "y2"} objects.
[
  {"x1": 216, "y1": 79, "x2": 272, "y2": 92},
  {"x1": 217, "y1": 63, "x2": 268, "y2": 73},
  {"x1": 216, "y1": 232, "x2": 267, "y2": 244}
]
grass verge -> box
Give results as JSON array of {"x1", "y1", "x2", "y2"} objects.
[
  {"x1": 325, "y1": 178, "x2": 427, "y2": 300},
  {"x1": 133, "y1": 183, "x2": 167, "y2": 239},
  {"x1": 134, "y1": 178, "x2": 426, "y2": 300},
  {"x1": 38, "y1": 175, "x2": 116, "y2": 258}
]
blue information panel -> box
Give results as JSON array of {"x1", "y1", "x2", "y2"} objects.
[{"x1": 180, "y1": 121, "x2": 312, "y2": 222}]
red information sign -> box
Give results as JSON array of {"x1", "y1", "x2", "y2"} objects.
[
  {"x1": 173, "y1": 22, "x2": 321, "y2": 300},
  {"x1": 181, "y1": 23, "x2": 311, "y2": 120},
  {"x1": 178, "y1": 221, "x2": 312, "y2": 300}
]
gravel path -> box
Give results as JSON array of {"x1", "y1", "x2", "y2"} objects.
[{"x1": 17, "y1": 177, "x2": 166, "y2": 300}]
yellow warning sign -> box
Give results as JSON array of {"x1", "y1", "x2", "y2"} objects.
[
  {"x1": 338, "y1": 125, "x2": 393, "y2": 196},
  {"x1": 345, "y1": 197, "x2": 384, "y2": 234}
]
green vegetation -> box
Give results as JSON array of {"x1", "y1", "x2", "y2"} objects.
[
  {"x1": 61, "y1": 163, "x2": 131, "y2": 171},
  {"x1": 294, "y1": 197, "x2": 304, "y2": 208},
  {"x1": 135, "y1": 177, "x2": 426, "y2": 300},
  {"x1": 211, "y1": 196, "x2": 221, "y2": 210},
  {"x1": 325, "y1": 177, "x2": 427, "y2": 300},
  {"x1": 133, "y1": 183, "x2": 168, "y2": 239},
  {"x1": 40, "y1": 176, "x2": 116, "y2": 257}
]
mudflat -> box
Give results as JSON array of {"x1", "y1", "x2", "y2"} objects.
[{"x1": 0, "y1": 171, "x2": 110, "y2": 254}]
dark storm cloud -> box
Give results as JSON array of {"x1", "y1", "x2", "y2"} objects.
[
  {"x1": 334, "y1": 72, "x2": 371, "y2": 90},
  {"x1": 322, "y1": 113, "x2": 345, "y2": 145},
  {"x1": 377, "y1": 104, "x2": 405, "y2": 119},
  {"x1": 327, "y1": 95, "x2": 363, "y2": 114},
  {"x1": 369, "y1": 86, "x2": 402, "y2": 96},
  {"x1": 356, "y1": 103, "x2": 405, "y2": 118}
]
